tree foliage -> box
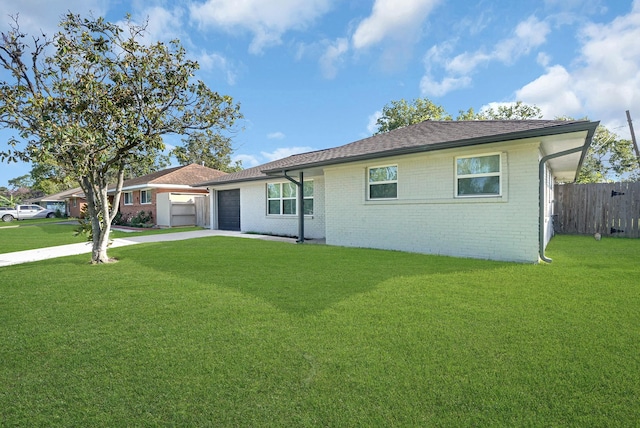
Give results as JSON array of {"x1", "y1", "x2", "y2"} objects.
[
  {"x1": 172, "y1": 130, "x2": 242, "y2": 172},
  {"x1": 575, "y1": 124, "x2": 639, "y2": 183},
  {"x1": 0, "y1": 13, "x2": 242, "y2": 263},
  {"x1": 457, "y1": 101, "x2": 543, "y2": 120},
  {"x1": 374, "y1": 98, "x2": 451, "y2": 134}
]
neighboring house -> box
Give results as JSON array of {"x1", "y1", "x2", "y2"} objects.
[
  {"x1": 26, "y1": 187, "x2": 86, "y2": 217},
  {"x1": 111, "y1": 164, "x2": 227, "y2": 227},
  {"x1": 198, "y1": 120, "x2": 598, "y2": 263}
]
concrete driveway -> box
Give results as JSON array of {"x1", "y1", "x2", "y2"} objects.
[{"x1": 0, "y1": 230, "x2": 297, "y2": 267}]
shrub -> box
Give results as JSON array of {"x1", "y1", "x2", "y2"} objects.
[{"x1": 130, "y1": 210, "x2": 153, "y2": 228}]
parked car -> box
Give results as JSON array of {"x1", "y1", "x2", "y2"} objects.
[{"x1": 1, "y1": 205, "x2": 56, "y2": 222}]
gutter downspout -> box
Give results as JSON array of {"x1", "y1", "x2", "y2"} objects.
[
  {"x1": 283, "y1": 171, "x2": 305, "y2": 243},
  {"x1": 208, "y1": 187, "x2": 214, "y2": 230},
  {"x1": 538, "y1": 146, "x2": 585, "y2": 263}
]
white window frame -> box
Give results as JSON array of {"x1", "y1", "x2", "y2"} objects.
[
  {"x1": 367, "y1": 165, "x2": 398, "y2": 200},
  {"x1": 266, "y1": 180, "x2": 314, "y2": 216},
  {"x1": 455, "y1": 153, "x2": 502, "y2": 197},
  {"x1": 140, "y1": 189, "x2": 152, "y2": 204},
  {"x1": 123, "y1": 191, "x2": 133, "y2": 205}
]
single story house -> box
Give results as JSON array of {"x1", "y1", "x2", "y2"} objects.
[
  {"x1": 111, "y1": 163, "x2": 227, "y2": 227},
  {"x1": 198, "y1": 120, "x2": 598, "y2": 263},
  {"x1": 26, "y1": 187, "x2": 86, "y2": 217}
]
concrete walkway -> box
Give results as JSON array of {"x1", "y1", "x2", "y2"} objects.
[{"x1": 0, "y1": 230, "x2": 297, "y2": 267}]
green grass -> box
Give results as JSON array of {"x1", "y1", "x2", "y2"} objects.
[
  {"x1": 0, "y1": 217, "x2": 64, "y2": 227},
  {"x1": 0, "y1": 222, "x2": 204, "y2": 253},
  {"x1": 1, "y1": 235, "x2": 638, "y2": 426}
]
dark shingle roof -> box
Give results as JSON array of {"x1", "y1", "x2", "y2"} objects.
[{"x1": 200, "y1": 120, "x2": 597, "y2": 185}]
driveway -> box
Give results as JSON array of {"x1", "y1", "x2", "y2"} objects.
[{"x1": 0, "y1": 230, "x2": 297, "y2": 267}]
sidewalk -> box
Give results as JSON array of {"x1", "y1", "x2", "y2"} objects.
[{"x1": 0, "y1": 230, "x2": 297, "y2": 267}]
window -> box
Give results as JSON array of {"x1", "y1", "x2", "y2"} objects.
[
  {"x1": 456, "y1": 154, "x2": 501, "y2": 196},
  {"x1": 368, "y1": 165, "x2": 397, "y2": 199},
  {"x1": 123, "y1": 192, "x2": 133, "y2": 205},
  {"x1": 140, "y1": 189, "x2": 152, "y2": 204},
  {"x1": 267, "y1": 181, "x2": 314, "y2": 215}
]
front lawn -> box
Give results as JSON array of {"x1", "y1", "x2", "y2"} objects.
[{"x1": 0, "y1": 236, "x2": 638, "y2": 426}]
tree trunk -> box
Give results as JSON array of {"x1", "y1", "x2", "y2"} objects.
[
  {"x1": 91, "y1": 235, "x2": 111, "y2": 264},
  {"x1": 82, "y1": 175, "x2": 115, "y2": 264}
]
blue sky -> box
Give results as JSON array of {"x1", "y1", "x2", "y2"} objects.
[{"x1": 1, "y1": 0, "x2": 639, "y2": 188}]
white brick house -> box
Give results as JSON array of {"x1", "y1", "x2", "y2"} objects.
[{"x1": 198, "y1": 120, "x2": 598, "y2": 263}]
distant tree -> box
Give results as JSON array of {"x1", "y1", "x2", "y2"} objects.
[
  {"x1": 172, "y1": 130, "x2": 242, "y2": 172},
  {"x1": 374, "y1": 98, "x2": 452, "y2": 134},
  {"x1": 456, "y1": 101, "x2": 543, "y2": 120},
  {"x1": 7, "y1": 174, "x2": 33, "y2": 190},
  {"x1": 0, "y1": 13, "x2": 242, "y2": 263},
  {"x1": 2, "y1": 174, "x2": 41, "y2": 203},
  {"x1": 25, "y1": 163, "x2": 73, "y2": 195},
  {"x1": 574, "y1": 124, "x2": 639, "y2": 183}
]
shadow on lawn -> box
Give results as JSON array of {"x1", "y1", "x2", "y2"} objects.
[{"x1": 131, "y1": 237, "x2": 508, "y2": 316}]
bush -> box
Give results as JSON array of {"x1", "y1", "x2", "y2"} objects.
[{"x1": 130, "y1": 210, "x2": 153, "y2": 228}]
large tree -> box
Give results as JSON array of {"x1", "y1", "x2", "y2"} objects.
[
  {"x1": 374, "y1": 97, "x2": 451, "y2": 134},
  {"x1": 172, "y1": 130, "x2": 242, "y2": 172},
  {"x1": 456, "y1": 101, "x2": 543, "y2": 120},
  {"x1": 575, "y1": 124, "x2": 638, "y2": 183},
  {"x1": 0, "y1": 13, "x2": 242, "y2": 263}
]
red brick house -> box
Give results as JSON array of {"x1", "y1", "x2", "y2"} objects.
[{"x1": 111, "y1": 164, "x2": 227, "y2": 227}]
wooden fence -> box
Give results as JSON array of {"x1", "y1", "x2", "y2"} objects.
[{"x1": 554, "y1": 182, "x2": 640, "y2": 238}]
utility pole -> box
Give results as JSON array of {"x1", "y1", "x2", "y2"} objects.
[{"x1": 626, "y1": 110, "x2": 640, "y2": 169}]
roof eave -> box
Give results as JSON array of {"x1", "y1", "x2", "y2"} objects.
[{"x1": 196, "y1": 175, "x2": 271, "y2": 187}]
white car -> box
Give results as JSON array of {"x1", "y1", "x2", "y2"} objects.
[{"x1": 1, "y1": 205, "x2": 57, "y2": 222}]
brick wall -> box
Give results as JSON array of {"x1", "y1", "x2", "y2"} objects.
[
  {"x1": 324, "y1": 140, "x2": 541, "y2": 263},
  {"x1": 213, "y1": 177, "x2": 326, "y2": 239},
  {"x1": 119, "y1": 188, "x2": 208, "y2": 225}
]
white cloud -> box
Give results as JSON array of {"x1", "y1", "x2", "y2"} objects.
[
  {"x1": 421, "y1": 15, "x2": 551, "y2": 97},
  {"x1": 445, "y1": 51, "x2": 491, "y2": 75},
  {"x1": 352, "y1": 0, "x2": 440, "y2": 50},
  {"x1": 189, "y1": 0, "x2": 332, "y2": 54},
  {"x1": 493, "y1": 16, "x2": 550, "y2": 63},
  {"x1": 537, "y1": 52, "x2": 551, "y2": 67},
  {"x1": 513, "y1": 1, "x2": 640, "y2": 132},
  {"x1": 267, "y1": 132, "x2": 286, "y2": 140},
  {"x1": 420, "y1": 75, "x2": 472, "y2": 97},
  {"x1": 319, "y1": 38, "x2": 349, "y2": 79},
  {"x1": 233, "y1": 154, "x2": 260, "y2": 168},
  {"x1": 573, "y1": 2, "x2": 640, "y2": 115},
  {"x1": 136, "y1": 6, "x2": 185, "y2": 44},
  {"x1": 197, "y1": 51, "x2": 238, "y2": 85},
  {"x1": 515, "y1": 65, "x2": 582, "y2": 118},
  {"x1": 367, "y1": 111, "x2": 382, "y2": 134},
  {"x1": 0, "y1": 0, "x2": 106, "y2": 37},
  {"x1": 261, "y1": 146, "x2": 314, "y2": 161}
]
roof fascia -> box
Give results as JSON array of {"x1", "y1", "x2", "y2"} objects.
[
  {"x1": 196, "y1": 176, "x2": 272, "y2": 187},
  {"x1": 110, "y1": 183, "x2": 195, "y2": 193}
]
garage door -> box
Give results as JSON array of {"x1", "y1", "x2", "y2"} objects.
[{"x1": 217, "y1": 189, "x2": 240, "y2": 231}]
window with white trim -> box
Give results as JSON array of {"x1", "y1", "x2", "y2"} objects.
[
  {"x1": 368, "y1": 165, "x2": 397, "y2": 199},
  {"x1": 123, "y1": 192, "x2": 133, "y2": 205},
  {"x1": 455, "y1": 154, "x2": 501, "y2": 197},
  {"x1": 267, "y1": 181, "x2": 314, "y2": 215},
  {"x1": 140, "y1": 189, "x2": 152, "y2": 204}
]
